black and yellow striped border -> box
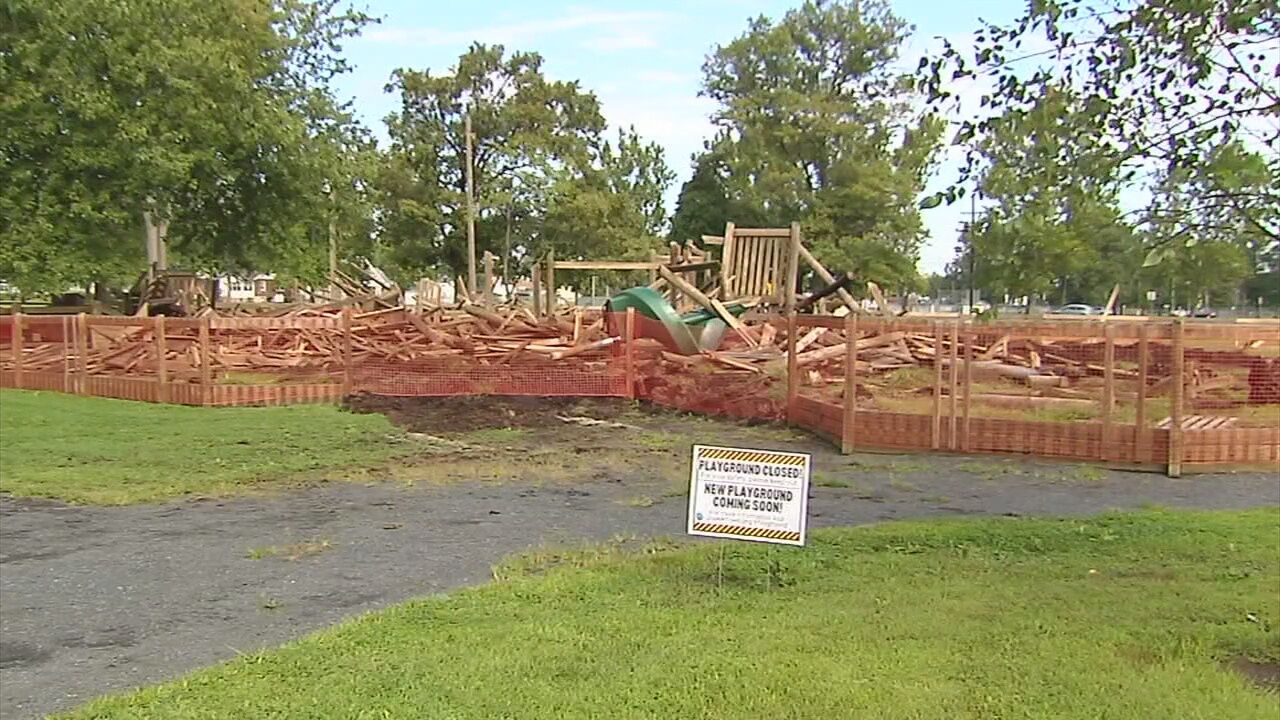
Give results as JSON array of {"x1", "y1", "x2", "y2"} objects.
[
  {"x1": 696, "y1": 447, "x2": 806, "y2": 466},
  {"x1": 690, "y1": 523, "x2": 801, "y2": 542}
]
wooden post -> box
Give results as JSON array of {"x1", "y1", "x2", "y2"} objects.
[
  {"x1": 962, "y1": 324, "x2": 973, "y2": 451},
  {"x1": 482, "y1": 252, "x2": 494, "y2": 306},
  {"x1": 931, "y1": 320, "x2": 942, "y2": 449},
  {"x1": 949, "y1": 319, "x2": 960, "y2": 450},
  {"x1": 153, "y1": 315, "x2": 168, "y2": 403},
  {"x1": 544, "y1": 250, "x2": 555, "y2": 316},
  {"x1": 531, "y1": 262, "x2": 543, "y2": 317},
  {"x1": 76, "y1": 313, "x2": 89, "y2": 396},
  {"x1": 1168, "y1": 319, "x2": 1185, "y2": 477},
  {"x1": 719, "y1": 222, "x2": 735, "y2": 295},
  {"x1": 786, "y1": 314, "x2": 798, "y2": 423},
  {"x1": 784, "y1": 221, "x2": 801, "y2": 314},
  {"x1": 61, "y1": 316, "x2": 70, "y2": 393},
  {"x1": 198, "y1": 317, "x2": 212, "y2": 405},
  {"x1": 841, "y1": 314, "x2": 858, "y2": 454},
  {"x1": 13, "y1": 310, "x2": 24, "y2": 389},
  {"x1": 1135, "y1": 324, "x2": 1149, "y2": 461},
  {"x1": 1101, "y1": 323, "x2": 1116, "y2": 461},
  {"x1": 341, "y1": 307, "x2": 354, "y2": 396},
  {"x1": 624, "y1": 307, "x2": 636, "y2": 399}
]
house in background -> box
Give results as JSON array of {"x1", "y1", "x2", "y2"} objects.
[{"x1": 217, "y1": 274, "x2": 280, "y2": 303}]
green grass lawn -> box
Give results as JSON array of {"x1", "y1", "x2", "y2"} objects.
[
  {"x1": 0, "y1": 390, "x2": 410, "y2": 504},
  {"x1": 65, "y1": 509, "x2": 1279, "y2": 719}
]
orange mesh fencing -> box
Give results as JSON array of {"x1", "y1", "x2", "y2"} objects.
[{"x1": 2, "y1": 310, "x2": 1276, "y2": 472}]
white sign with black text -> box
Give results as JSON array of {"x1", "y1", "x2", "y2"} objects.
[{"x1": 687, "y1": 444, "x2": 811, "y2": 546}]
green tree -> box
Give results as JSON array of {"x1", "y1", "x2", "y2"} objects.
[
  {"x1": 675, "y1": 0, "x2": 944, "y2": 292},
  {"x1": 379, "y1": 44, "x2": 673, "y2": 285},
  {"x1": 0, "y1": 0, "x2": 374, "y2": 294},
  {"x1": 920, "y1": 0, "x2": 1279, "y2": 252},
  {"x1": 965, "y1": 91, "x2": 1139, "y2": 309}
]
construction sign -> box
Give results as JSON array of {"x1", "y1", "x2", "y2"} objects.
[{"x1": 687, "y1": 445, "x2": 811, "y2": 546}]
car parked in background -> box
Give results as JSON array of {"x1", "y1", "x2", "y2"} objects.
[
  {"x1": 1191, "y1": 307, "x2": 1217, "y2": 318},
  {"x1": 1053, "y1": 303, "x2": 1101, "y2": 315}
]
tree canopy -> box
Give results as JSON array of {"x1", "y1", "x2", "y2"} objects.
[
  {"x1": 0, "y1": 0, "x2": 374, "y2": 293},
  {"x1": 671, "y1": 0, "x2": 943, "y2": 292},
  {"x1": 377, "y1": 44, "x2": 672, "y2": 285},
  {"x1": 921, "y1": 0, "x2": 1278, "y2": 306}
]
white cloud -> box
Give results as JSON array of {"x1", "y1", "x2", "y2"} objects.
[
  {"x1": 581, "y1": 32, "x2": 659, "y2": 52},
  {"x1": 366, "y1": 9, "x2": 672, "y2": 50}
]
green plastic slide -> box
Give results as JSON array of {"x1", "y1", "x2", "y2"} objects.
[{"x1": 605, "y1": 286, "x2": 746, "y2": 355}]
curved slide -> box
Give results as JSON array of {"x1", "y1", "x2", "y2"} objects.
[{"x1": 605, "y1": 287, "x2": 746, "y2": 355}]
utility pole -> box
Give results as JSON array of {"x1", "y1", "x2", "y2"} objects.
[
  {"x1": 967, "y1": 191, "x2": 977, "y2": 312},
  {"x1": 504, "y1": 178, "x2": 513, "y2": 298},
  {"x1": 464, "y1": 111, "x2": 477, "y2": 296}
]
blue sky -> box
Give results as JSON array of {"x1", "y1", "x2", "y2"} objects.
[{"x1": 334, "y1": 1, "x2": 1024, "y2": 274}]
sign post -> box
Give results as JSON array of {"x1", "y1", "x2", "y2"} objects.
[{"x1": 687, "y1": 445, "x2": 811, "y2": 546}]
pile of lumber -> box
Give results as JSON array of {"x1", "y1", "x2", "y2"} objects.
[{"x1": 2, "y1": 305, "x2": 619, "y2": 383}]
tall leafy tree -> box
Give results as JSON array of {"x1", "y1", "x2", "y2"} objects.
[
  {"x1": 378, "y1": 44, "x2": 671, "y2": 284},
  {"x1": 0, "y1": 0, "x2": 374, "y2": 293},
  {"x1": 966, "y1": 90, "x2": 1138, "y2": 308},
  {"x1": 673, "y1": 0, "x2": 944, "y2": 292},
  {"x1": 920, "y1": 0, "x2": 1279, "y2": 256}
]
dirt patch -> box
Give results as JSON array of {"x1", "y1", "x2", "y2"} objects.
[
  {"x1": 343, "y1": 394, "x2": 629, "y2": 434},
  {"x1": 1226, "y1": 657, "x2": 1280, "y2": 692}
]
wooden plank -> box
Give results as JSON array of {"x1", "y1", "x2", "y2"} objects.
[
  {"x1": 720, "y1": 222, "x2": 735, "y2": 296},
  {"x1": 1168, "y1": 319, "x2": 1184, "y2": 477},
  {"x1": 842, "y1": 314, "x2": 858, "y2": 454},
  {"x1": 963, "y1": 325, "x2": 973, "y2": 452},
  {"x1": 931, "y1": 321, "x2": 942, "y2": 450},
  {"x1": 624, "y1": 307, "x2": 636, "y2": 399},
  {"x1": 76, "y1": 313, "x2": 89, "y2": 395},
  {"x1": 198, "y1": 317, "x2": 212, "y2": 404},
  {"x1": 784, "y1": 222, "x2": 801, "y2": 314},
  {"x1": 732, "y1": 228, "x2": 792, "y2": 237},
  {"x1": 1102, "y1": 323, "x2": 1115, "y2": 461},
  {"x1": 1136, "y1": 324, "x2": 1149, "y2": 460},
  {"x1": 552, "y1": 260, "x2": 661, "y2": 271},
  {"x1": 153, "y1": 315, "x2": 168, "y2": 403},
  {"x1": 13, "y1": 311, "x2": 24, "y2": 389},
  {"x1": 342, "y1": 307, "x2": 353, "y2": 396},
  {"x1": 796, "y1": 243, "x2": 859, "y2": 313},
  {"x1": 949, "y1": 320, "x2": 960, "y2": 450}
]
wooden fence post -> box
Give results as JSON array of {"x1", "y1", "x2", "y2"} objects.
[
  {"x1": 76, "y1": 312, "x2": 89, "y2": 396},
  {"x1": 931, "y1": 320, "x2": 942, "y2": 450},
  {"x1": 61, "y1": 316, "x2": 70, "y2": 393},
  {"x1": 153, "y1": 315, "x2": 168, "y2": 403},
  {"x1": 949, "y1": 319, "x2": 960, "y2": 450},
  {"x1": 962, "y1": 323, "x2": 973, "y2": 452},
  {"x1": 786, "y1": 314, "x2": 798, "y2": 424},
  {"x1": 531, "y1": 262, "x2": 543, "y2": 318},
  {"x1": 841, "y1": 314, "x2": 858, "y2": 454},
  {"x1": 198, "y1": 317, "x2": 212, "y2": 405},
  {"x1": 341, "y1": 307, "x2": 353, "y2": 397},
  {"x1": 1168, "y1": 319, "x2": 1185, "y2": 477},
  {"x1": 624, "y1": 307, "x2": 636, "y2": 399},
  {"x1": 784, "y1": 222, "x2": 801, "y2": 314},
  {"x1": 13, "y1": 310, "x2": 24, "y2": 389},
  {"x1": 1135, "y1": 324, "x2": 1149, "y2": 462},
  {"x1": 1102, "y1": 323, "x2": 1115, "y2": 461}
]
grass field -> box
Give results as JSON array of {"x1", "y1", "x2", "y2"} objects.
[
  {"x1": 64, "y1": 509, "x2": 1279, "y2": 719},
  {"x1": 0, "y1": 390, "x2": 410, "y2": 504}
]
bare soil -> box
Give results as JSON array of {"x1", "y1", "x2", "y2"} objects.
[{"x1": 343, "y1": 393, "x2": 629, "y2": 433}]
